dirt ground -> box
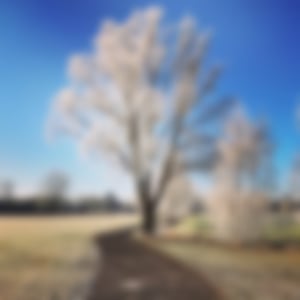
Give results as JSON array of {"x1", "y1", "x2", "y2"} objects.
[{"x1": 88, "y1": 230, "x2": 222, "y2": 300}]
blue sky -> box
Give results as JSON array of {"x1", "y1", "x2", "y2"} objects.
[{"x1": 0, "y1": 0, "x2": 299, "y2": 197}]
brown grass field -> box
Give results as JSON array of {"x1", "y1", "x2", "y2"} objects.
[
  {"x1": 154, "y1": 240, "x2": 300, "y2": 300},
  {"x1": 2, "y1": 213, "x2": 300, "y2": 300},
  {"x1": 0, "y1": 214, "x2": 138, "y2": 300},
  {"x1": 152, "y1": 215, "x2": 300, "y2": 300}
]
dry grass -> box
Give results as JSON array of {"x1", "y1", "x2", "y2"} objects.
[
  {"x1": 0, "y1": 214, "x2": 138, "y2": 300},
  {"x1": 153, "y1": 237, "x2": 300, "y2": 300},
  {"x1": 154, "y1": 214, "x2": 300, "y2": 300}
]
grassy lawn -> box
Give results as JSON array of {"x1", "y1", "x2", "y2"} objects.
[
  {"x1": 0, "y1": 214, "x2": 137, "y2": 300},
  {"x1": 169, "y1": 214, "x2": 300, "y2": 243},
  {"x1": 152, "y1": 214, "x2": 300, "y2": 300}
]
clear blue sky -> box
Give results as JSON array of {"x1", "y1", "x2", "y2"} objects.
[{"x1": 0, "y1": 0, "x2": 299, "y2": 196}]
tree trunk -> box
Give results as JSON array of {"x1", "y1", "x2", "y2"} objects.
[{"x1": 142, "y1": 201, "x2": 157, "y2": 235}]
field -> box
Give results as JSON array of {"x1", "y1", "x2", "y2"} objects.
[
  {"x1": 0, "y1": 214, "x2": 138, "y2": 300},
  {"x1": 2, "y1": 213, "x2": 300, "y2": 300},
  {"x1": 169, "y1": 214, "x2": 300, "y2": 243},
  {"x1": 152, "y1": 214, "x2": 300, "y2": 300}
]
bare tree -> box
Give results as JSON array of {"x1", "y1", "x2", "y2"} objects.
[
  {"x1": 41, "y1": 171, "x2": 69, "y2": 205},
  {"x1": 0, "y1": 180, "x2": 14, "y2": 200},
  {"x1": 48, "y1": 8, "x2": 235, "y2": 234}
]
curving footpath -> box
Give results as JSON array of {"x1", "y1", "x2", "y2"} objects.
[{"x1": 87, "y1": 230, "x2": 223, "y2": 300}]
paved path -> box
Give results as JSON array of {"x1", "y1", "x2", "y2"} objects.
[{"x1": 88, "y1": 230, "x2": 222, "y2": 300}]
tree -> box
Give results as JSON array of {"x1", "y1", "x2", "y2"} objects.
[
  {"x1": 288, "y1": 101, "x2": 300, "y2": 201},
  {"x1": 210, "y1": 108, "x2": 273, "y2": 242},
  {"x1": 48, "y1": 8, "x2": 235, "y2": 234},
  {"x1": 288, "y1": 154, "x2": 300, "y2": 201},
  {"x1": 288, "y1": 105, "x2": 300, "y2": 201},
  {"x1": 0, "y1": 180, "x2": 14, "y2": 200},
  {"x1": 41, "y1": 171, "x2": 69, "y2": 209},
  {"x1": 159, "y1": 176, "x2": 199, "y2": 228}
]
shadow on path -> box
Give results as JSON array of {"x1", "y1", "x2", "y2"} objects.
[{"x1": 88, "y1": 230, "x2": 223, "y2": 300}]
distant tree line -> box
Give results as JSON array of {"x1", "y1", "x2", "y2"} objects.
[
  {"x1": 0, "y1": 193, "x2": 136, "y2": 215},
  {"x1": 0, "y1": 172, "x2": 135, "y2": 215}
]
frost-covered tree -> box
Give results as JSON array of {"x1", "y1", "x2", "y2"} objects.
[
  {"x1": 48, "y1": 8, "x2": 234, "y2": 234},
  {"x1": 159, "y1": 176, "x2": 199, "y2": 227},
  {"x1": 210, "y1": 108, "x2": 272, "y2": 242}
]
